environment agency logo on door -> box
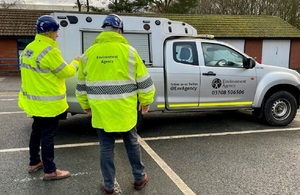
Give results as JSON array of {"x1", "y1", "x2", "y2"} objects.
[
  {"x1": 212, "y1": 78, "x2": 222, "y2": 89},
  {"x1": 211, "y1": 78, "x2": 247, "y2": 89}
]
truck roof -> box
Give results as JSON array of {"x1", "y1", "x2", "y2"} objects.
[{"x1": 52, "y1": 12, "x2": 197, "y2": 37}]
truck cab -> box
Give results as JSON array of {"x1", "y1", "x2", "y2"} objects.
[{"x1": 164, "y1": 38, "x2": 256, "y2": 111}]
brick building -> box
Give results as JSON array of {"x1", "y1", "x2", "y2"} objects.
[
  {"x1": 164, "y1": 14, "x2": 300, "y2": 70},
  {"x1": 0, "y1": 9, "x2": 52, "y2": 76},
  {"x1": 1, "y1": 9, "x2": 300, "y2": 75}
]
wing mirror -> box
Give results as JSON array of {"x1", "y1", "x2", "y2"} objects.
[{"x1": 244, "y1": 58, "x2": 256, "y2": 69}]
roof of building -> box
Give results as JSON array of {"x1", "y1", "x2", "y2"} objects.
[
  {"x1": 160, "y1": 14, "x2": 300, "y2": 38},
  {"x1": 1, "y1": 9, "x2": 300, "y2": 38},
  {"x1": 0, "y1": 9, "x2": 52, "y2": 36}
]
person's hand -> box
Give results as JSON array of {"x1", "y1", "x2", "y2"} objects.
[
  {"x1": 74, "y1": 56, "x2": 80, "y2": 62},
  {"x1": 139, "y1": 105, "x2": 150, "y2": 114},
  {"x1": 84, "y1": 108, "x2": 92, "y2": 116}
]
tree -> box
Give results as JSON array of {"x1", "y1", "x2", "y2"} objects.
[
  {"x1": 73, "y1": 0, "x2": 300, "y2": 29},
  {"x1": 75, "y1": 0, "x2": 90, "y2": 12},
  {"x1": 0, "y1": 0, "x2": 21, "y2": 8},
  {"x1": 108, "y1": 0, "x2": 132, "y2": 12},
  {"x1": 289, "y1": 0, "x2": 299, "y2": 28},
  {"x1": 194, "y1": 0, "x2": 300, "y2": 29},
  {"x1": 147, "y1": 0, "x2": 198, "y2": 13},
  {"x1": 108, "y1": 0, "x2": 149, "y2": 13},
  {"x1": 76, "y1": 0, "x2": 82, "y2": 12},
  {"x1": 131, "y1": 0, "x2": 151, "y2": 12},
  {"x1": 86, "y1": 0, "x2": 90, "y2": 12},
  {"x1": 107, "y1": 0, "x2": 197, "y2": 13},
  {"x1": 163, "y1": 0, "x2": 198, "y2": 13}
]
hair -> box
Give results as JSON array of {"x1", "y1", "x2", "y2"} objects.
[
  {"x1": 39, "y1": 31, "x2": 54, "y2": 38},
  {"x1": 103, "y1": 26, "x2": 121, "y2": 33}
]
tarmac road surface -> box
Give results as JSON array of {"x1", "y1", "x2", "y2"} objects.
[{"x1": 1, "y1": 76, "x2": 300, "y2": 195}]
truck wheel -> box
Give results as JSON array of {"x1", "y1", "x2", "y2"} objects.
[{"x1": 263, "y1": 91, "x2": 297, "y2": 126}]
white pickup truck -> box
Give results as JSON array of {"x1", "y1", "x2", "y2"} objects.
[{"x1": 52, "y1": 12, "x2": 300, "y2": 126}]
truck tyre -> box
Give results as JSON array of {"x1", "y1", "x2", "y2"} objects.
[{"x1": 263, "y1": 91, "x2": 297, "y2": 126}]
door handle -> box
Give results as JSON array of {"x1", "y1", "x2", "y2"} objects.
[{"x1": 202, "y1": 71, "x2": 216, "y2": 76}]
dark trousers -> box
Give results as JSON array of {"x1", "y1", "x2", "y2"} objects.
[
  {"x1": 29, "y1": 116, "x2": 59, "y2": 173},
  {"x1": 97, "y1": 127, "x2": 145, "y2": 190}
]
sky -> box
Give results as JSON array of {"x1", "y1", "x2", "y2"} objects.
[{"x1": 11, "y1": 0, "x2": 109, "y2": 7}]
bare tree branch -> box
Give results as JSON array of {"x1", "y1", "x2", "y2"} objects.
[{"x1": 0, "y1": 0, "x2": 21, "y2": 8}]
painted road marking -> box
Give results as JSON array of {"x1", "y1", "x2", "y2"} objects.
[
  {"x1": 2, "y1": 126, "x2": 300, "y2": 153},
  {"x1": 0, "y1": 111, "x2": 24, "y2": 115},
  {"x1": 13, "y1": 172, "x2": 89, "y2": 182},
  {"x1": 138, "y1": 135, "x2": 196, "y2": 195},
  {"x1": 2, "y1": 127, "x2": 300, "y2": 194},
  {"x1": 12, "y1": 172, "x2": 123, "y2": 194},
  {"x1": 0, "y1": 98, "x2": 17, "y2": 101},
  {"x1": 0, "y1": 92, "x2": 19, "y2": 96}
]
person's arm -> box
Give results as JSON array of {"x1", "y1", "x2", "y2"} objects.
[
  {"x1": 48, "y1": 48, "x2": 79, "y2": 78},
  {"x1": 135, "y1": 50, "x2": 156, "y2": 112},
  {"x1": 75, "y1": 54, "x2": 90, "y2": 112}
]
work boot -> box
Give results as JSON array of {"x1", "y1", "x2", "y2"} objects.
[
  {"x1": 134, "y1": 173, "x2": 148, "y2": 190},
  {"x1": 28, "y1": 162, "x2": 43, "y2": 173},
  {"x1": 101, "y1": 181, "x2": 115, "y2": 195},
  {"x1": 43, "y1": 169, "x2": 70, "y2": 181}
]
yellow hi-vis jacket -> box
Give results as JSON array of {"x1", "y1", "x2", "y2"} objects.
[
  {"x1": 76, "y1": 31, "x2": 155, "y2": 132},
  {"x1": 18, "y1": 34, "x2": 78, "y2": 117}
]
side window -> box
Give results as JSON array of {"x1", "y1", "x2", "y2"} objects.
[
  {"x1": 202, "y1": 43, "x2": 245, "y2": 67},
  {"x1": 173, "y1": 42, "x2": 198, "y2": 65}
]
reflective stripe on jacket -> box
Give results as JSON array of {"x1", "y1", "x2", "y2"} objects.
[
  {"x1": 18, "y1": 34, "x2": 78, "y2": 117},
  {"x1": 76, "y1": 31, "x2": 155, "y2": 132}
]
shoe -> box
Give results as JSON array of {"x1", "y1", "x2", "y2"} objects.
[
  {"x1": 43, "y1": 169, "x2": 71, "y2": 181},
  {"x1": 134, "y1": 173, "x2": 148, "y2": 190},
  {"x1": 28, "y1": 162, "x2": 43, "y2": 173},
  {"x1": 101, "y1": 181, "x2": 115, "y2": 195}
]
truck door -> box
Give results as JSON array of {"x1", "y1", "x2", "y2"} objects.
[
  {"x1": 165, "y1": 41, "x2": 200, "y2": 110},
  {"x1": 199, "y1": 42, "x2": 257, "y2": 109}
]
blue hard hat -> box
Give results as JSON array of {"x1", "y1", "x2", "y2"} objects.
[
  {"x1": 101, "y1": 14, "x2": 123, "y2": 32},
  {"x1": 36, "y1": 15, "x2": 59, "y2": 33}
]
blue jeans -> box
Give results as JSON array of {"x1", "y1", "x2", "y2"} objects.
[
  {"x1": 96, "y1": 127, "x2": 145, "y2": 190},
  {"x1": 29, "y1": 116, "x2": 59, "y2": 173}
]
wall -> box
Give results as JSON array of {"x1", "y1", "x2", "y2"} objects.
[
  {"x1": 290, "y1": 39, "x2": 300, "y2": 72},
  {"x1": 0, "y1": 39, "x2": 19, "y2": 75},
  {"x1": 244, "y1": 39, "x2": 263, "y2": 63}
]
